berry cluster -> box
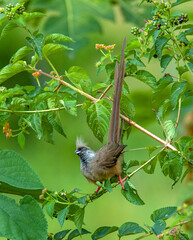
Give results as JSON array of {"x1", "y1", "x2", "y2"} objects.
[
  {"x1": 3, "y1": 123, "x2": 12, "y2": 138},
  {"x1": 1, "y1": 3, "x2": 25, "y2": 20}
]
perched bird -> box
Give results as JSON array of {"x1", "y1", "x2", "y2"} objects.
[{"x1": 75, "y1": 38, "x2": 127, "y2": 192}]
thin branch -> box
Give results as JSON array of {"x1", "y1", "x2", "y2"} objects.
[
  {"x1": 135, "y1": 219, "x2": 193, "y2": 240},
  {"x1": 97, "y1": 84, "x2": 112, "y2": 101},
  {"x1": 120, "y1": 114, "x2": 177, "y2": 151},
  {"x1": 0, "y1": 107, "x2": 66, "y2": 114}
]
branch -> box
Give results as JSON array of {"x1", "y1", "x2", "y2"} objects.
[{"x1": 135, "y1": 219, "x2": 193, "y2": 240}]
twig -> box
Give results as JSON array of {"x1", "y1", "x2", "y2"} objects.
[
  {"x1": 135, "y1": 219, "x2": 193, "y2": 240},
  {"x1": 97, "y1": 84, "x2": 112, "y2": 101},
  {"x1": 120, "y1": 114, "x2": 177, "y2": 151}
]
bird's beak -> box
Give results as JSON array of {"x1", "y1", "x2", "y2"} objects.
[{"x1": 74, "y1": 150, "x2": 80, "y2": 155}]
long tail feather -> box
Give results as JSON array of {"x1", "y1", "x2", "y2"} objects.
[{"x1": 108, "y1": 37, "x2": 126, "y2": 143}]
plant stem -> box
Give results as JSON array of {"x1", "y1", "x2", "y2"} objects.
[
  {"x1": 44, "y1": 55, "x2": 60, "y2": 78},
  {"x1": 0, "y1": 107, "x2": 66, "y2": 114}
]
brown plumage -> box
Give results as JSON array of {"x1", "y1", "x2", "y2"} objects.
[{"x1": 75, "y1": 38, "x2": 127, "y2": 190}]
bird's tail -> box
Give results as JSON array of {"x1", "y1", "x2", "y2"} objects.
[{"x1": 108, "y1": 37, "x2": 126, "y2": 144}]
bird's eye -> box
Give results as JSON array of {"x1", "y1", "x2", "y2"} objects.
[{"x1": 78, "y1": 147, "x2": 86, "y2": 151}]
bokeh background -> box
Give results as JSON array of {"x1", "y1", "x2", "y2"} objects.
[{"x1": 0, "y1": 0, "x2": 193, "y2": 239}]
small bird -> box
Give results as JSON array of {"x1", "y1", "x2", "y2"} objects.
[{"x1": 75, "y1": 38, "x2": 127, "y2": 192}]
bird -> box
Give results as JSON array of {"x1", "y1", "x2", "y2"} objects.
[{"x1": 75, "y1": 38, "x2": 127, "y2": 192}]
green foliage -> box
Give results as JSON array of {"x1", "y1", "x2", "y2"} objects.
[{"x1": 0, "y1": 0, "x2": 193, "y2": 239}]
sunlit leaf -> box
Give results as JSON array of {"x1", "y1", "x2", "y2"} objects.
[
  {"x1": 43, "y1": 43, "x2": 72, "y2": 57},
  {"x1": 45, "y1": 33, "x2": 73, "y2": 43},
  {"x1": 133, "y1": 70, "x2": 157, "y2": 89},
  {"x1": 0, "y1": 22, "x2": 19, "y2": 39},
  {"x1": 155, "y1": 37, "x2": 169, "y2": 60},
  {"x1": 122, "y1": 181, "x2": 144, "y2": 205}
]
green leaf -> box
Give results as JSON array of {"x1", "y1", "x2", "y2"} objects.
[
  {"x1": 143, "y1": 155, "x2": 157, "y2": 174},
  {"x1": 128, "y1": 51, "x2": 145, "y2": 67},
  {"x1": 91, "y1": 226, "x2": 118, "y2": 240},
  {"x1": 10, "y1": 46, "x2": 33, "y2": 63},
  {"x1": 44, "y1": 201, "x2": 55, "y2": 218},
  {"x1": 83, "y1": 100, "x2": 111, "y2": 142},
  {"x1": 171, "y1": 81, "x2": 187, "y2": 109},
  {"x1": 155, "y1": 37, "x2": 169, "y2": 60},
  {"x1": 23, "y1": 12, "x2": 46, "y2": 21},
  {"x1": 118, "y1": 222, "x2": 147, "y2": 237},
  {"x1": 73, "y1": 207, "x2": 85, "y2": 233},
  {"x1": 45, "y1": 33, "x2": 73, "y2": 43},
  {"x1": 43, "y1": 43, "x2": 72, "y2": 57},
  {"x1": 27, "y1": 114, "x2": 42, "y2": 139},
  {"x1": 68, "y1": 228, "x2": 91, "y2": 240},
  {"x1": 172, "y1": 0, "x2": 193, "y2": 7},
  {"x1": 57, "y1": 208, "x2": 69, "y2": 227},
  {"x1": 0, "y1": 150, "x2": 43, "y2": 189},
  {"x1": 48, "y1": 114, "x2": 66, "y2": 137},
  {"x1": 77, "y1": 196, "x2": 87, "y2": 205},
  {"x1": 104, "y1": 179, "x2": 113, "y2": 193},
  {"x1": 120, "y1": 94, "x2": 135, "y2": 119},
  {"x1": 0, "y1": 62, "x2": 25, "y2": 84},
  {"x1": 0, "y1": 22, "x2": 19, "y2": 39},
  {"x1": 126, "y1": 38, "x2": 141, "y2": 51},
  {"x1": 41, "y1": 115, "x2": 54, "y2": 144},
  {"x1": 26, "y1": 34, "x2": 44, "y2": 59},
  {"x1": 62, "y1": 92, "x2": 77, "y2": 116},
  {"x1": 18, "y1": 132, "x2": 25, "y2": 149},
  {"x1": 151, "y1": 220, "x2": 166, "y2": 235},
  {"x1": 54, "y1": 229, "x2": 71, "y2": 240},
  {"x1": 163, "y1": 120, "x2": 176, "y2": 141},
  {"x1": 151, "y1": 206, "x2": 177, "y2": 222},
  {"x1": 66, "y1": 66, "x2": 92, "y2": 93},
  {"x1": 121, "y1": 181, "x2": 144, "y2": 205},
  {"x1": 160, "y1": 54, "x2": 173, "y2": 70},
  {"x1": 133, "y1": 70, "x2": 157, "y2": 89},
  {"x1": 0, "y1": 194, "x2": 47, "y2": 240}
]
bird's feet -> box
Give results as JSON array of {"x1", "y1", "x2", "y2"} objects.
[{"x1": 118, "y1": 175, "x2": 128, "y2": 189}]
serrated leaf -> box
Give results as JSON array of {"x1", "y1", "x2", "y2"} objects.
[
  {"x1": 48, "y1": 113, "x2": 66, "y2": 137},
  {"x1": 0, "y1": 194, "x2": 47, "y2": 240},
  {"x1": 118, "y1": 222, "x2": 147, "y2": 237},
  {"x1": 18, "y1": 132, "x2": 25, "y2": 149},
  {"x1": 73, "y1": 207, "x2": 85, "y2": 233},
  {"x1": 158, "y1": 99, "x2": 171, "y2": 119},
  {"x1": 133, "y1": 70, "x2": 157, "y2": 89},
  {"x1": 45, "y1": 33, "x2": 73, "y2": 43},
  {"x1": 44, "y1": 201, "x2": 55, "y2": 218},
  {"x1": 0, "y1": 150, "x2": 43, "y2": 189},
  {"x1": 29, "y1": 114, "x2": 42, "y2": 139},
  {"x1": 10, "y1": 46, "x2": 33, "y2": 63},
  {"x1": 0, "y1": 22, "x2": 19, "y2": 39},
  {"x1": 92, "y1": 226, "x2": 118, "y2": 240},
  {"x1": 66, "y1": 66, "x2": 92, "y2": 93},
  {"x1": 163, "y1": 120, "x2": 176, "y2": 141},
  {"x1": 172, "y1": 0, "x2": 192, "y2": 7},
  {"x1": 83, "y1": 100, "x2": 111, "y2": 142},
  {"x1": 160, "y1": 54, "x2": 173, "y2": 70},
  {"x1": 43, "y1": 43, "x2": 72, "y2": 57},
  {"x1": 151, "y1": 220, "x2": 166, "y2": 235},
  {"x1": 26, "y1": 34, "x2": 44, "y2": 59},
  {"x1": 57, "y1": 208, "x2": 69, "y2": 227},
  {"x1": 155, "y1": 37, "x2": 169, "y2": 60},
  {"x1": 121, "y1": 181, "x2": 144, "y2": 205},
  {"x1": 126, "y1": 38, "x2": 141, "y2": 51},
  {"x1": 0, "y1": 62, "x2": 25, "y2": 84},
  {"x1": 120, "y1": 94, "x2": 135, "y2": 119},
  {"x1": 41, "y1": 115, "x2": 54, "y2": 144},
  {"x1": 171, "y1": 81, "x2": 187, "y2": 109},
  {"x1": 68, "y1": 228, "x2": 91, "y2": 240},
  {"x1": 151, "y1": 206, "x2": 177, "y2": 222},
  {"x1": 54, "y1": 229, "x2": 71, "y2": 240},
  {"x1": 62, "y1": 92, "x2": 77, "y2": 116}
]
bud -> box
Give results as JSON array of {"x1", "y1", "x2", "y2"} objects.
[{"x1": 32, "y1": 71, "x2": 41, "y2": 78}]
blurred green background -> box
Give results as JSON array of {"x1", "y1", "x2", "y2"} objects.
[{"x1": 0, "y1": 0, "x2": 193, "y2": 239}]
